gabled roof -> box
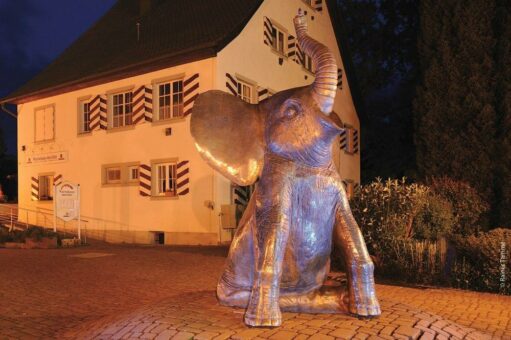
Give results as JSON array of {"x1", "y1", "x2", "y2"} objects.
[
  {"x1": 2, "y1": 0, "x2": 363, "y2": 122},
  {"x1": 2, "y1": 0, "x2": 263, "y2": 104}
]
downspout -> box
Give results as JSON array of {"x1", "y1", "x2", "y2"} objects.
[{"x1": 1, "y1": 103, "x2": 17, "y2": 119}]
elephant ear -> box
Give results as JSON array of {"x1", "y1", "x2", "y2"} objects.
[{"x1": 191, "y1": 90, "x2": 265, "y2": 186}]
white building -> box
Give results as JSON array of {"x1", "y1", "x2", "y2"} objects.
[{"x1": 1, "y1": 0, "x2": 362, "y2": 245}]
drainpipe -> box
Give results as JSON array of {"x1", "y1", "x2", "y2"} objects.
[{"x1": 1, "y1": 103, "x2": 17, "y2": 119}]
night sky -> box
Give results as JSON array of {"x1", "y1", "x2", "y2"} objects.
[{"x1": 0, "y1": 0, "x2": 116, "y2": 155}]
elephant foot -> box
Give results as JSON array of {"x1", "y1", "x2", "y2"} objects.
[
  {"x1": 348, "y1": 262, "x2": 381, "y2": 317},
  {"x1": 244, "y1": 287, "x2": 282, "y2": 327}
]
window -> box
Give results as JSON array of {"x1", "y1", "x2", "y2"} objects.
[
  {"x1": 303, "y1": 54, "x2": 315, "y2": 73},
  {"x1": 303, "y1": 0, "x2": 313, "y2": 7},
  {"x1": 111, "y1": 92, "x2": 133, "y2": 128},
  {"x1": 271, "y1": 25, "x2": 287, "y2": 55},
  {"x1": 128, "y1": 165, "x2": 139, "y2": 182},
  {"x1": 79, "y1": 101, "x2": 91, "y2": 134},
  {"x1": 237, "y1": 80, "x2": 254, "y2": 103},
  {"x1": 157, "y1": 80, "x2": 183, "y2": 120},
  {"x1": 38, "y1": 175, "x2": 54, "y2": 201},
  {"x1": 35, "y1": 106, "x2": 55, "y2": 142},
  {"x1": 105, "y1": 167, "x2": 121, "y2": 184},
  {"x1": 155, "y1": 162, "x2": 177, "y2": 196}
]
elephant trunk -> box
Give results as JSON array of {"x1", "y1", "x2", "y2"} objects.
[{"x1": 294, "y1": 11, "x2": 338, "y2": 114}]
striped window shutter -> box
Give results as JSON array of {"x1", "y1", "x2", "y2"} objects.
[
  {"x1": 295, "y1": 44, "x2": 305, "y2": 66},
  {"x1": 257, "y1": 87, "x2": 269, "y2": 102},
  {"x1": 353, "y1": 129, "x2": 359, "y2": 154},
  {"x1": 339, "y1": 128, "x2": 347, "y2": 151},
  {"x1": 342, "y1": 180, "x2": 354, "y2": 199},
  {"x1": 31, "y1": 177, "x2": 39, "y2": 201},
  {"x1": 183, "y1": 73, "x2": 199, "y2": 116},
  {"x1": 313, "y1": 0, "x2": 323, "y2": 11},
  {"x1": 139, "y1": 164, "x2": 151, "y2": 197},
  {"x1": 287, "y1": 34, "x2": 296, "y2": 59},
  {"x1": 176, "y1": 161, "x2": 190, "y2": 196},
  {"x1": 89, "y1": 95, "x2": 107, "y2": 131},
  {"x1": 263, "y1": 16, "x2": 274, "y2": 46},
  {"x1": 54, "y1": 174, "x2": 63, "y2": 187},
  {"x1": 337, "y1": 68, "x2": 343, "y2": 90},
  {"x1": 226, "y1": 73, "x2": 238, "y2": 96},
  {"x1": 144, "y1": 85, "x2": 153, "y2": 122},
  {"x1": 233, "y1": 185, "x2": 253, "y2": 208},
  {"x1": 132, "y1": 86, "x2": 146, "y2": 124}
]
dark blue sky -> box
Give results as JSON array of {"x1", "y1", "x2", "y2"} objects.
[{"x1": 0, "y1": 0, "x2": 116, "y2": 155}]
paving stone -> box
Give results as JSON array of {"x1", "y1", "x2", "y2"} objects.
[
  {"x1": 328, "y1": 327, "x2": 356, "y2": 338},
  {"x1": 231, "y1": 329, "x2": 265, "y2": 340},
  {"x1": 155, "y1": 329, "x2": 178, "y2": 340},
  {"x1": 269, "y1": 330, "x2": 297, "y2": 340},
  {"x1": 194, "y1": 331, "x2": 221, "y2": 340},
  {"x1": 393, "y1": 326, "x2": 421, "y2": 340}
]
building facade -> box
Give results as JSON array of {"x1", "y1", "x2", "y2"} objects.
[{"x1": 2, "y1": 0, "x2": 361, "y2": 245}]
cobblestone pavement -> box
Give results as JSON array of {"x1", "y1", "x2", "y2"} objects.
[{"x1": 0, "y1": 243, "x2": 509, "y2": 339}]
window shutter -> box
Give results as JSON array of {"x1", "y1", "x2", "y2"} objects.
[
  {"x1": 263, "y1": 17, "x2": 274, "y2": 46},
  {"x1": 339, "y1": 128, "x2": 347, "y2": 151},
  {"x1": 99, "y1": 95, "x2": 107, "y2": 129},
  {"x1": 133, "y1": 86, "x2": 146, "y2": 124},
  {"x1": 54, "y1": 174, "x2": 63, "y2": 187},
  {"x1": 144, "y1": 85, "x2": 153, "y2": 122},
  {"x1": 44, "y1": 106, "x2": 55, "y2": 140},
  {"x1": 139, "y1": 164, "x2": 152, "y2": 197},
  {"x1": 337, "y1": 68, "x2": 343, "y2": 90},
  {"x1": 313, "y1": 0, "x2": 323, "y2": 11},
  {"x1": 295, "y1": 44, "x2": 305, "y2": 66},
  {"x1": 176, "y1": 160, "x2": 190, "y2": 196},
  {"x1": 257, "y1": 87, "x2": 269, "y2": 102},
  {"x1": 226, "y1": 73, "x2": 238, "y2": 96},
  {"x1": 287, "y1": 34, "x2": 296, "y2": 59},
  {"x1": 233, "y1": 185, "x2": 253, "y2": 207},
  {"x1": 31, "y1": 177, "x2": 39, "y2": 201},
  {"x1": 353, "y1": 129, "x2": 359, "y2": 154},
  {"x1": 183, "y1": 73, "x2": 199, "y2": 116},
  {"x1": 89, "y1": 95, "x2": 101, "y2": 131}
]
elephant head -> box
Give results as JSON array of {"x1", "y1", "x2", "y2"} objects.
[{"x1": 191, "y1": 12, "x2": 342, "y2": 184}]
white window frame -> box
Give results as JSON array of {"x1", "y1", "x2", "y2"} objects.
[
  {"x1": 34, "y1": 105, "x2": 55, "y2": 143},
  {"x1": 156, "y1": 79, "x2": 184, "y2": 121},
  {"x1": 303, "y1": 54, "x2": 315, "y2": 74},
  {"x1": 127, "y1": 165, "x2": 139, "y2": 182},
  {"x1": 38, "y1": 175, "x2": 54, "y2": 201},
  {"x1": 109, "y1": 91, "x2": 133, "y2": 128},
  {"x1": 237, "y1": 79, "x2": 255, "y2": 104},
  {"x1": 78, "y1": 100, "x2": 91, "y2": 134},
  {"x1": 153, "y1": 162, "x2": 178, "y2": 197},
  {"x1": 271, "y1": 23, "x2": 287, "y2": 56},
  {"x1": 105, "y1": 167, "x2": 122, "y2": 184}
]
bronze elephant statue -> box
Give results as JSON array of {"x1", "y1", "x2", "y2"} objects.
[{"x1": 190, "y1": 12, "x2": 380, "y2": 327}]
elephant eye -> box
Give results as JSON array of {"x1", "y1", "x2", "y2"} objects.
[{"x1": 281, "y1": 100, "x2": 302, "y2": 120}]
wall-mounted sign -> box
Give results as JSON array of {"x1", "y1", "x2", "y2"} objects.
[
  {"x1": 55, "y1": 182, "x2": 79, "y2": 222},
  {"x1": 26, "y1": 151, "x2": 68, "y2": 165}
]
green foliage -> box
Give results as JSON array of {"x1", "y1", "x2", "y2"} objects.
[
  {"x1": 350, "y1": 178, "x2": 429, "y2": 253},
  {"x1": 414, "y1": 0, "x2": 497, "y2": 206},
  {"x1": 429, "y1": 177, "x2": 489, "y2": 235},
  {"x1": 451, "y1": 228, "x2": 511, "y2": 294},
  {"x1": 0, "y1": 226, "x2": 59, "y2": 244},
  {"x1": 413, "y1": 194, "x2": 454, "y2": 241}
]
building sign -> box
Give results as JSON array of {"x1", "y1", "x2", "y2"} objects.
[
  {"x1": 55, "y1": 182, "x2": 79, "y2": 222},
  {"x1": 26, "y1": 151, "x2": 68, "y2": 165}
]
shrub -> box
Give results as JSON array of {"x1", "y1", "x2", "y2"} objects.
[
  {"x1": 413, "y1": 194, "x2": 455, "y2": 240},
  {"x1": 450, "y1": 228, "x2": 511, "y2": 294},
  {"x1": 429, "y1": 177, "x2": 489, "y2": 235}
]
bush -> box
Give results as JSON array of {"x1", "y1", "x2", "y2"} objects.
[
  {"x1": 429, "y1": 177, "x2": 489, "y2": 236},
  {"x1": 450, "y1": 228, "x2": 511, "y2": 294},
  {"x1": 413, "y1": 194, "x2": 455, "y2": 241}
]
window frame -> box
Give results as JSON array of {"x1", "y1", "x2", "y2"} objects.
[
  {"x1": 38, "y1": 174, "x2": 54, "y2": 201},
  {"x1": 105, "y1": 166, "x2": 122, "y2": 184},
  {"x1": 101, "y1": 162, "x2": 140, "y2": 186},
  {"x1": 155, "y1": 79, "x2": 184, "y2": 121},
  {"x1": 127, "y1": 165, "x2": 139, "y2": 183},
  {"x1": 34, "y1": 104, "x2": 55, "y2": 143},
  {"x1": 236, "y1": 78, "x2": 256, "y2": 104},
  {"x1": 153, "y1": 162, "x2": 178, "y2": 197},
  {"x1": 270, "y1": 22, "x2": 288, "y2": 57},
  {"x1": 109, "y1": 91, "x2": 134, "y2": 129},
  {"x1": 303, "y1": 54, "x2": 315, "y2": 74},
  {"x1": 78, "y1": 100, "x2": 91, "y2": 134}
]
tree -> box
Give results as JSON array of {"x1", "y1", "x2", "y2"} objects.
[
  {"x1": 494, "y1": 0, "x2": 511, "y2": 227},
  {"x1": 337, "y1": 0, "x2": 419, "y2": 182},
  {"x1": 414, "y1": 0, "x2": 497, "y2": 225}
]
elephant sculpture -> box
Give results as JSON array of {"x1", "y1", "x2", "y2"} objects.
[{"x1": 190, "y1": 12, "x2": 380, "y2": 327}]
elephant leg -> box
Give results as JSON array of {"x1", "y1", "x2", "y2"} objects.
[
  {"x1": 244, "y1": 176, "x2": 292, "y2": 327},
  {"x1": 334, "y1": 186, "x2": 380, "y2": 317},
  {"x1": 217, "y1": 189, "x2": 257, "y2": 308}
]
